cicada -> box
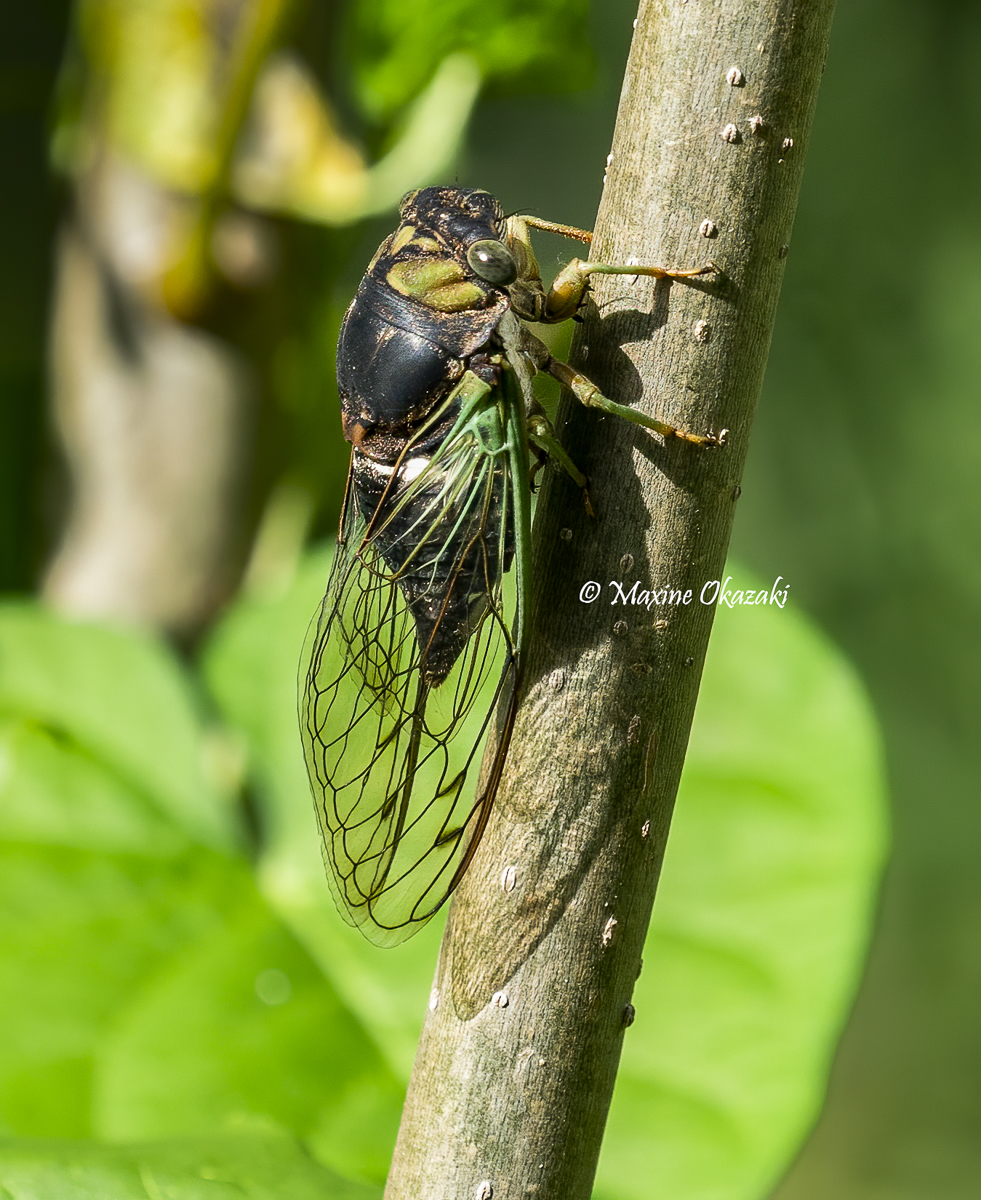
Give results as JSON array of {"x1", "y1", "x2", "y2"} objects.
[{"x1": 299, "y1": 186, "x2": 719, "y2": 946}]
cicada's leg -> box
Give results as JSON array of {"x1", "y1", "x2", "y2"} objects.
[
  {"x1": 544, "y1": 258, "x2": 717, "y2": 323},
  {"x1": 526, "y1": 410, "x2": 586, "y2": 488},
  {"x1": 526, "y1": 408, "x2": 596, "y2": 516},
  {"x1": 522, "y1": 215, "x2": 593, "y2": 245},
  {"x1": 513, "y1": 328, "x2": 593, "y2": 504},
  {"x1": 547, "y1": 358, "x2": 726, "y2": 447},
  {"x1": 515, "y1": 323, "x2": 724, "y2": 449}
]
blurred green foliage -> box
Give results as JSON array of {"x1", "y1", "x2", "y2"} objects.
[
  {"x1": 345, "y1": 0, "x2": 592, "y2": 122},
  {"x1": 0, "y1": 1132, "x2": 381, "y2": 1198},
  {"x1": 731, "y1": 4, "x2": 981, "y2": 1194},
  {"x1": 0, "y1": 557, "x2": 886, "y2": 1198}
]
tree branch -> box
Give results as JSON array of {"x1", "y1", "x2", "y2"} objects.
[{"x1": 385, "y1": 1, "x2": 836, "y2": 1196}]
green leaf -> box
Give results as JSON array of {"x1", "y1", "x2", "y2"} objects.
[
  {"x1": 95, "y1": 876, "x2": 402, "y2": 1182},
  {"x1": 0, "y1": 717, "x2": 187, "y2": 856},
  {"x1": 0, "y1": 604, "x2": 235, "y2": 850},
  {"x1": 0, "y1": 601, "x2": 402, "y2": 1189},
  {"x1": 0, "y1": 844, "x2": 252, "y2": 1139},
  {"x1": 200, "y1": 551, "x2": 447, "y2": 1082},
  {"x1": 346, "y1": 0, "x2": 593, "y2": 122},
  {"x1": 595, "y1": 574, "x2": 888, "y2": 1200},
  {"x1": 0, "y1": 1132, "x2": 381, "y2": 1199},
  {"x1": 199, "y1": 553, "x2": 329, "y2": 869},
  {"x1": 0, "y1": 837, "x2": 401, "y2": 1183}
]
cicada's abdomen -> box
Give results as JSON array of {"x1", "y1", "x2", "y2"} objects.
[{"x1": 352, "y1": 444, "x2": 513, "y2": 685}]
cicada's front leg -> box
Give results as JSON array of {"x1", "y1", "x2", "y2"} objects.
[{"x1": 543, "y1": 257, "x2": 716, "y2": 323}]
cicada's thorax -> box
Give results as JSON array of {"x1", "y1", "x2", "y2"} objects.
[
  {"x1": 336, "y1": 187, "x2": 525, "y2": 684},
  {"x1": 337, "y1": 186, "x2": 517, "y2": 457}
]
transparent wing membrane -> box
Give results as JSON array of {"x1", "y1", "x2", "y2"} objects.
[{"x1": 300, "y1": 393, "x2": 519, "y2": 945}]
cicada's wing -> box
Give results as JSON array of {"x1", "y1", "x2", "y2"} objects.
[{"x1": 299, "y1": 398, "x2": 519, "y2": 946}]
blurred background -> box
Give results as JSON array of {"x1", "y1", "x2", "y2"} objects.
[{"x1": 2, "y1": 0, "x2": 979, "y2": 1197}]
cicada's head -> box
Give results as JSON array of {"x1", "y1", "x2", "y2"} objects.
[{"x1": 395, "y1": 187, "x2": 519, "y2": 290}]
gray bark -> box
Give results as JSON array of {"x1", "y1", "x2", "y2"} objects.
[
  {"x1": 385, "y1": 1, "x2": 836, "y2": 1196},
  {"x1": 42, "y1": 0, "x2": 290, "y2": 639},
  {"x1": 44, "y1": 161, "x2": 256, "y2": 639}
]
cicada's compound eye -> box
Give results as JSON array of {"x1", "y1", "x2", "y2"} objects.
[{"x1": 466, "y1": 239, "x2": 518, "y2": 287}]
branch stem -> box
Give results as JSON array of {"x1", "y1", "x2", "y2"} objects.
[{"x1": 385, "y1": 1, "x2": 836, "y2": 1195}]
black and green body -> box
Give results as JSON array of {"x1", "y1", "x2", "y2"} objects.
[
  {"x1": 336, "y1": 189, "x2": 528, "y2": 688},
  {"x1": 299, "y1": 186, "x2": 720, "y2": 946}
]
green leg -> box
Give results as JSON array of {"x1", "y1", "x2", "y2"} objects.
[
  {"x1": 546, "y1": 359, "x2": 725, "y2": 448},
  {"x1": 526, "y1": 411, "x2": 596, "y2": 515},
  {"x1": 545, "y1": 258, "x2": 717, "y2": 322},
  {"x1": 527, "y1": 413, "x2": 587, "y2": 488},
  {"x1": 580, "y1": 261, "x2": 716, "y2": 281}
]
